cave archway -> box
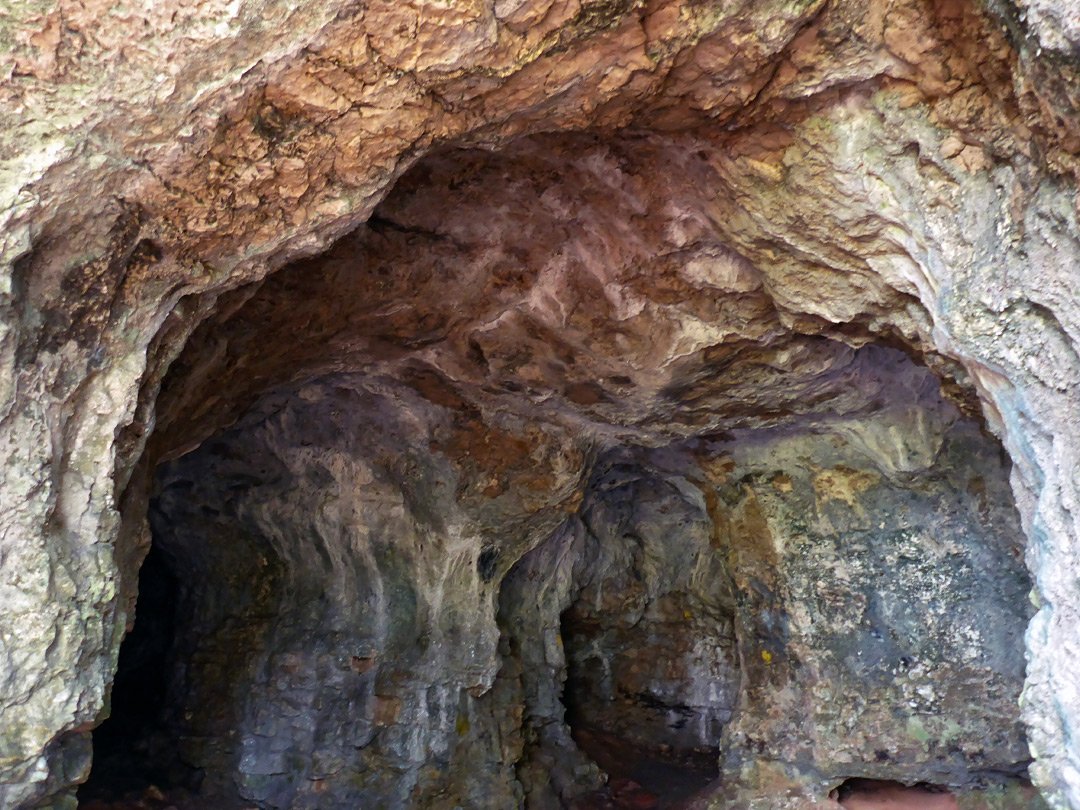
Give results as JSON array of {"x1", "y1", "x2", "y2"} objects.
[
  {"x1": 83, "y1": 129, "x2": 1044, "y2": 810},
  {"x1": 9, "y1": 0, "x2": 1080, "y2": 807},
  {"x1": 556, "y1": 469, "x2": 734, "y2": 807}
]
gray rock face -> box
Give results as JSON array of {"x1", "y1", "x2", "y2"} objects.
[
  {"x1": 149, "y1": 376, "x2": 580, "y2": 810},
  {"x1": 712, "y1": 395, "x2": 1034, "y2": 794},
  {"x1": 108, "y1": 346, "x2": 1036, "y2": 809},
  {"x1": 3, "y1": 0, "x2": 1080, "y2": 808}
]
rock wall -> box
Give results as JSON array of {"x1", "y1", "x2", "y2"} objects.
[
  {"x1": 712, "y1": 385, "x2": 1033, "y2": 797},
  {"x1": 2, "y1": 0, "x2": 1080, "y2": 808},
  {"x1": 112, "y1": 345, "x2": 1035, "y2": 809},
  {"x1": 148, "y1": 376, "x2": 578, "y2": 810}
]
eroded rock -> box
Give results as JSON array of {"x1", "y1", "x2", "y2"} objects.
[{"x1": 2, "y1": 0, "x2": 1080, "y2": 808}]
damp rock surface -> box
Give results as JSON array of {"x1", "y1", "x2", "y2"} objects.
[{"x1": 2, "y1": 1, "x2": 1080, "y2": 809}]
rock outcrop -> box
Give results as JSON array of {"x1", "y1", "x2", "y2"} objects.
[{"x1": 2, "y1": 0, "x2": 1080, "y2": 809}]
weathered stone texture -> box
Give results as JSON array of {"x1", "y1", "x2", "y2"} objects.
[
  {"x1": 135, "y1": 347, "x2": 1034, "y2": 810},
  {"x1": 2, "y1": 0, "x2": 1080, "y2": 808}
]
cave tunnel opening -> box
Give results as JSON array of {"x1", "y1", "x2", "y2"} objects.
[
  {"x1": 559, "y1": 603, "x2": 726, "y2": 809},
  {"x1": 77, "y1": 540, "x2": 195, "y2": 808},
  {"x1": 553, "y1": 469, "x2": 733, "y2": 809},
  {"x1": 85, "y1": 131, "x2": 1044, "y2": 810},
  {"x1": 80, "y1": 445, "x2": 293, "y2": 810}
]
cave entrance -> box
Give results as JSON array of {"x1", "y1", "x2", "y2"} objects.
[
  {"x1": 80, "y1": 467, "x2": 278, "y2": 810},
  {"x1": 560, "y1": 602, "x2": 725, "y2": 809},
  {"x1": 552, "y1": 470, "x2": 736, "y2": 809},
  {"x1": 100, "y1": 130, "x2": 1040, "y2": 810},
  {"x1": 77, "y1": 541, "x2": 194, "y2": 808}
]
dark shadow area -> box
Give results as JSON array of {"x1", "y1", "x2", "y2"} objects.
[
  {"x1": 561, "y1": 607, "x2": 722, "y2": 810},
  {"x1": 567, "y1": 724, "x2": 719, "y2": 810},
  {"x1": 77, "y1": 543, "x2": 199, "y2": 808}
]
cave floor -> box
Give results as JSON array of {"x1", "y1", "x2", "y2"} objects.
[
  {"x1": 75, "y1": 724, "x2": 1042, "y2": 810},
  {"x1": 570, "y1": 725, "x2": 719, "y2": 810},
  {"x1": 75, "y1": 775, "x2": 1043, "y2": 810}
]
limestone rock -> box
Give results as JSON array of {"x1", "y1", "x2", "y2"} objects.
[{"x1": 2, "y1": 0, "x2": 1080, "y2": 809}]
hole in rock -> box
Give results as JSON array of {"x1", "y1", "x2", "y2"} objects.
[
  {"x1": 835, "y1": 778, "x2": 957, "y2": 810},
  {"x1": 561, "y1": 610, "x2": 725, "y2": 809},
  {"x1": 555, "y1": 472, "x2": 731, "y2": 809}
]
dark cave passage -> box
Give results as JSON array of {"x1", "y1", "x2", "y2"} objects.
[
  {"x1": 77, "y1": 543, "x2": 195, "y2": 808},
  {"x1": 523, "y1": 464, "x2": 733, "y2": 810},
  {"x1": 553, "y1": 473, "x2": 733, "y2": 810},
  {"x1": 79, "y1": 476, "x2": 289, "y2": 810},
  {"x1": 560, "y1": 602, "x2": 724, "y2": 810},
  {"x1": 559, "y1": 595, "x2": 734, "y2": 769}
]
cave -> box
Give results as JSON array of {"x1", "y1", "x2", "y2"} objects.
[
  {"x1": 77, "y1": 543, "x2": 186, "y2": 807},
  {"x1": 5, "y1": 2, "x2": 1080, "y2": 810},
  {"x1": 76, "y1": 330, "x2": 1038, "y2": 810},
  {"x1": 556, "y1": 468, "x2": 734, "y2": 807},
  {"x1": 70, "y1": 135, "x2": 1039, "y2": 810}
]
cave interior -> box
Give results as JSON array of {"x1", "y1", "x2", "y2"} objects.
[{"x1": 78, "y1": 129, "x2": 1043, "y2": 810}]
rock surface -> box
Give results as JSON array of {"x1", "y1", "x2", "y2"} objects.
[
  {"x1": 2, "y1": 0, "x2": 1080, "y2": 809},
  {"x1": 138, "y1": 349, "x2": 1034, "y2": 810}
]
